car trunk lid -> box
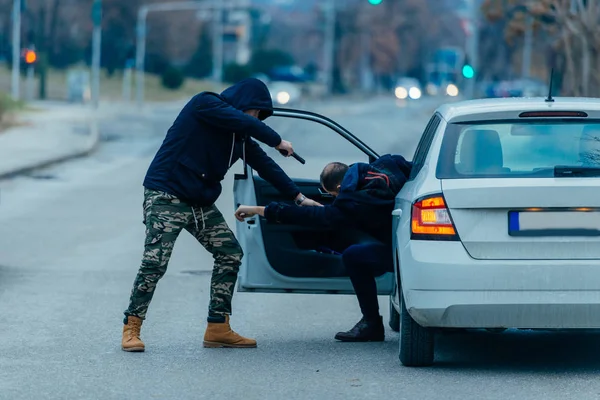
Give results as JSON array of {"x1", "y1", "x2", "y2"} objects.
[{"x1": 442, "y1": 178, "x2": 600, "y2": 260}]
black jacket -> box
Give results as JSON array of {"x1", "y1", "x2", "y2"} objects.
[
  {"x1": 264, "y1": 154, "x2": 412, "y2": 245},
  {"x1": 143, "y1": 78, "x2": 300, "y2": 206}
]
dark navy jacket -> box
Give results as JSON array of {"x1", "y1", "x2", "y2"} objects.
[
  {"x1": 143, "y1": 78, "x2": 300, "y2": 206},
  {"x1": 264, "y1": 154, "x2": 412, "y2": 245}
]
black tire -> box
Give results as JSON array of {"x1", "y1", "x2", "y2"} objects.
[
  {"x1": 389, "y1": 296, "x2": 400, "y2": 332},
  {"x1": 399, "y1": 292, "x2": 435, "y2": 367}
]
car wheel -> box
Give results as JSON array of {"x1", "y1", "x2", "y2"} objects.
[
  {"x1": 389, "y1": 296, "x2": 400, "y2": 332},
  {"x1": 399, "y1": 290, "x2": 434, "y2": 367}
]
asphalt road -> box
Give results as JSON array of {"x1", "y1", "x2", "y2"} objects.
[{"x1": 2, "y1": 96, "x2": 600, "y2": 400}]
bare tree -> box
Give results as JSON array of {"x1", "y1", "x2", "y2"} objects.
[
  {"x1": 482, "y1": 0, "x2": 600, "y2": 96},
  {"x1": 334, "y1": 0, "x2": 464, "y2": 89}
]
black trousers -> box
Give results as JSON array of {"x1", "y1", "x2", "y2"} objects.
[{"x1": 328, "y1": 231, "x2": 394, "y2": 320}]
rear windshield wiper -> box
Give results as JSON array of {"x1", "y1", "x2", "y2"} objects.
[{"x1": 554, "y1": 165, "x2": 600, "y2": 177}]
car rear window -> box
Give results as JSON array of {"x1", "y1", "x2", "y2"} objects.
[{"x1": 436, "y1": 121, "x2": 600, "y2": 178}]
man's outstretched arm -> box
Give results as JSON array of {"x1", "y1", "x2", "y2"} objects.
[
  {"x1": 245, "y1": 139, "x2": 321, "y2": 206},
  {"x1": 235, "y1": 202, "x2": 352, "y2": 229},
  {"x1": 244, "y1": 139, "x2": 299, "y2": 200}
]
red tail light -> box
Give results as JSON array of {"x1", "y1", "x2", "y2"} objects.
[{"x1": 411, "y1": 194, "x2": 459, "y2": 241}]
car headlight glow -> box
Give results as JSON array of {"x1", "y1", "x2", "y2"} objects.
[
  {"x1": 395, "y1": 86, "x2": 408, "y2": 100},
  {"x1": 276, "y1": 91, "x2": 291, "y2": 105},
  {"x1": 408, "y1": 87, "x2": 422, "y2": 99},
  {"x1": 446, "y1": 84, "x2": 459, "y2": 97}
]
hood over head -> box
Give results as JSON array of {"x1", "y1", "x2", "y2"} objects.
[{"x1": 220, "y1": 78, "x2": 274, "y2": 120}]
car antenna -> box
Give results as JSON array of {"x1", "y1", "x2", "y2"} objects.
[{"x1": 545, "y1": 68, "x2": 555, "y2": 102}]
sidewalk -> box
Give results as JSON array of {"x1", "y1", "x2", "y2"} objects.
[{"x1": 0, "y1": 101, "x2": 109, "y2": 179}]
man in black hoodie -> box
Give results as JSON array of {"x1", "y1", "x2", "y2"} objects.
[
  {"x1": 235, "y1": 154, "x2": 412, "y2": 342},
  {"x1": 121, "y1": 78, "x2": 320, "y2": 352}
]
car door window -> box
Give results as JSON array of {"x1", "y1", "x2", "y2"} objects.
[
  {"x1": 262, "y1": 117, "x2": 371, "y2": 179},
  {"x1": 409, "y1": 114, "x2": 441, "y2": 180}
]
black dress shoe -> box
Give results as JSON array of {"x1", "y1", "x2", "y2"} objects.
[{"x1": 334, "y1": 316, "x2": 385, "y2": 342}]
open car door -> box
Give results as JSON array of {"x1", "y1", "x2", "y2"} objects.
[{"x1": 234, "y1": 108, "x2": 395, "y2": 294}]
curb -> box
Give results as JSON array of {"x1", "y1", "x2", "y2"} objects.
[{"x1": 0, "y1": 117, "x2": 101, "y2": 180}]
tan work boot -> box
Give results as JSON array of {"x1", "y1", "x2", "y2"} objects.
[
  {"x1": 122, "y1": 316, "x2": 145, "y2": 352},
  {"x1": 203, "y1": 315, "x2": 257, "y2": 348}
]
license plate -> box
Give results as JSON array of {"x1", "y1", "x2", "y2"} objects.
[{"x1": 508, "y1": 210, "x2": 600, "y2": 237}]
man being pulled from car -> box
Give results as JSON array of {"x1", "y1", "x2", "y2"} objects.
[{"x1": 235, "y1": 154, "x2": 412, "y2": 341}]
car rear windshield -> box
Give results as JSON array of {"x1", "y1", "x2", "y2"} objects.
[{"x1": 437, "y1": 121, "x2": 600, "y2": 178}]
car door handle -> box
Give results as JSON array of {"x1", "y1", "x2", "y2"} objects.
[
  {"x1": 318, "y1": 188, "x2": 333, "y2": 197},
  {"x1": 392, "y1": 209, "x2": 403, "y2": 217}
]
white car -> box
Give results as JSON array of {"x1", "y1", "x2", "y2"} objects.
[
  {"x1": 391, "y1": 97, "x2": 600, "y2": 366},
  {"x1": 233, "y1": 98, "x2": 600, "y2": 367}
]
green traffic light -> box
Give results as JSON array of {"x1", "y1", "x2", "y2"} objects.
[
  {"x1": 368, "y1": 0, "x2": 383, "y2": 4},
  {"x1": 462, "y1": 64, "x2": 474, "y2": 79}
]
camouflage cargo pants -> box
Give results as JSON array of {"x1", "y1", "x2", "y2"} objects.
[{"x1": 124, "y1": 189, "x2": 243, "y2": 320}]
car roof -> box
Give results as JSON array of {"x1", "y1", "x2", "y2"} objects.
[{"x1": 436, "y1": 97, "x2": 600, "y2": 123}]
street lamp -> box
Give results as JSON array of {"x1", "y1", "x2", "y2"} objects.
[
  {"x1": 11, "y1": 0, "x2": 22, "y2": 101},
  {"x1": 321, "y1": 0, "x2": 335, "y2": 95},
  {"x1": 91, "y1": 0, "x2": 102, "y2": 109}
]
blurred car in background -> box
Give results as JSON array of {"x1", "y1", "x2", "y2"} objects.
[
  {"x1": 444, "y1": 83, "x2": 460, "y2": 97},
  {"x1": 395, "y1": 77, "x2": 422, "y2": 100},
  {"x1": 267, "y1": 81, "x2": 302, "y2": 106},
  {"x1": 495, "y1": 80, "x2": 522, "y2": 98},
  {"x1": 516, "y1": 78, "x2": 548, "y2": 97},
  {"x1": 423, "y1": 81, "x2": 460, "y2": 98},
  {"x1": 481, "y1": 78, "x2": 548, "y2": 98},
  {"x1": 268, "y1": 65, "x2": 311, "y2": 83}
]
